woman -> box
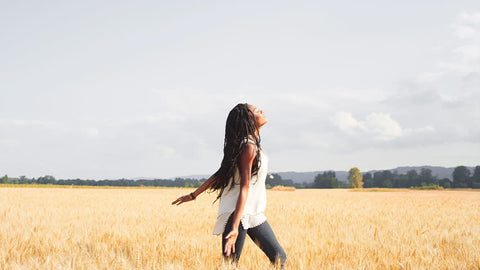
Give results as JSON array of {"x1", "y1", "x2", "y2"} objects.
[{"x1": 172, "y1": 103, "x2": 287, "y2": 269}]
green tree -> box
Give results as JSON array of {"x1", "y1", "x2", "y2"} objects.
[
  {"x1": 438, "y1": 178, "x2": 452, "y2": 188},
  {"x1": 373, "y1": 171, "x2": 393, "y2": 187},
  {"x1": 267, "y1": 173, "x2": 283, "y2": 187},
  {"x1": 472, "y1": 166, "x2": 480, "y2": 189},
  {"x1": 348, "y1": 167, "x2": 363, "y2": 188},
  {"x1": 384, "y1": 179, "x2": 393, "y2": 188},
  {"x1": 419, "y1": 168, "x2": 437, "y2": 185},
  {"x1": 363, "y1": 173, "x2": 373, "y2": 188},
  {"x1": 0, "y1": 174, "x2": 8, "y2": 184},
  {"x1": 406, "y1": 170, "x2": 419, "y2": 187},
  {"x1": 453, "y1": 166, "x2": 471, "y2": 188},
  {"x1": 37, "y1": 175, "x2": 56, "y2": 185},
  {"x1": 267, "y1": 173, "x2": 294, "y2": 187},
  {"x1": 314, "y1": 171, "x2": 339, "y2": 188}
]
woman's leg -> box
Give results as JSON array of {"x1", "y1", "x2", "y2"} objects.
[
  {"x1": 247, "y1": 221, "x2": 287, "y2": 269},
  {"x1": 222, "y1": 212, "x2": 247, "y2": 263}
]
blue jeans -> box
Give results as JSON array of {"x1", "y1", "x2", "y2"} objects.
[{"x1": 222, "y1": 212, "x2": 287, "y2": 269}]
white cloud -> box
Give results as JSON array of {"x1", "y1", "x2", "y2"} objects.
[
  {"x1": 0, "y1": 139, "x2": 19, "y2": 148},
  {"x1": 332, "y1": 112, "x2": 367, "y2": 135},
  {"x1": 144, "y1": 113, "x2": 186, "y2": 124},
  {"x1": 83, "y1": 127, "x2": 99, "y2": 138},
  {"x1": 333, "y1": 112, "x2": 404, "y2": 141},
  {"x1": 453, "y1": 45, "x2": 480, "y2": 62},
  {"x1": 416, "y1": 71, "x2": 447, "y2": 83},
  {"x1": 153, "y1": 144, "x2": 177, "y2": 157},
  {"x1": 442, "y1": 12, "x2": 480, "y2": 74},
  {"x1": 332, "y1": 112, "x2": 436, "y2": 143},
  {"x1": 365, "y1": 113, "x2": 404, "y2": 140},
  {"x1": 454, "y1": 12, "x2": 480, "y2": 40},
  {"x1": 0, "y1": 119, "x2": 61, "y2": 129}
]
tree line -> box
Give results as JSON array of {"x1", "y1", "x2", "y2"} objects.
[
  {"x1": 361, "y1": 166, "x2": 480, "y2": 189},
  {"x1": 1, "y1": 165, "x2": 479, "y2": 189},
  {"x1": 272, "y1": 165, "x2": 480, "y2": 189},
  {"x1": 0, "y1": 175, "x2": 204, "y2": 188}
]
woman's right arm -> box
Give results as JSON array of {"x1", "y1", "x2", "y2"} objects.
[{"x1": 171, "y1": 175, "x2": 217, "y2": 205}]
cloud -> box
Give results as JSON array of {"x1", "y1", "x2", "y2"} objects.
[
  {"x1": 442, "y1": 12, "x2": 480, "y2": 74},
  {"x1": 375, "y1": 11, "x2": 480, "y2": 149},
  {"x1": 332, "y1": 112, "x2": 407, "y2": 141},
  {"x1": 365, "y1": 113, "x2": 404, "y2": 140},
  {"x1": 416, "y1": 71, "x2": 447, "y2": 83},
  {"x1": 332, "y1": 112, "x2": 367, "y2": 134},
  {"x1": 453, "y1": 45, "x2": 480, "y2": 62},
  {"x1": 0, "y1": 119, "x2": 61, "y2": 129},
  {"x1": 329, "y1": 110, "x2": 442, "y2": 157},
  {"x1": 83, "y1": 127, "x2": 99, "y2": 138},
  {"x1": 0, "y1": 139, "x2": 19, "y2": 148},
  {"x1": 453, "y1": 12, "x2": 480, "y2": 40}
]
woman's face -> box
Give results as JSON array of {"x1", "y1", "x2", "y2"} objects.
[{"x1": 248, "y1": 104, "x2": 267, "y2": 128}]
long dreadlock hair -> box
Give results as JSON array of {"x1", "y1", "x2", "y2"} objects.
[{"x1": 210, "y1": 103, "x2": 262, "y2": 202}]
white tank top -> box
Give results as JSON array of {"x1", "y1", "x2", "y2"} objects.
[{"x1": 212, "y1": 139, "x2": 269, "y2": 235}]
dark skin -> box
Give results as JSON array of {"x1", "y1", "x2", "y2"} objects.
[
  {"x1": 171, "y1": 143, "x2": 256, "y2": 257},
  {"x1": 171, "y1": 175, "x2": 216, "y2": 205},
  {"x1": 171, "y1": 105, "x2": 267, "y2": 257},
  {"x1": 223, "y1": 142, "x2": 256, "y2": 256}
]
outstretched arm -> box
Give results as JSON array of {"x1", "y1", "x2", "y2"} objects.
[
  {"x1": 171, "y1": 175, "x2": 217, "y2": 205},
  {"x1": 223, "y1": 143, "x2": 256, "y2": 257}
]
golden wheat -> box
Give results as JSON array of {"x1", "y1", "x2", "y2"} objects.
[{"x1": 0, "y1": 187, "x2": 479, "y2": 269}]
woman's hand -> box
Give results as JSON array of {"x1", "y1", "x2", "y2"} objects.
[
  {"x1": 171, "y1": 194, "x2": 194, "y2": 205},
  {"x1": 224, "y1": 229, "x2": 239, "y2": 257}
]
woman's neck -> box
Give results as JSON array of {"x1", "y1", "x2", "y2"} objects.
[{"x1": 255, "y1": 127, "x2": 261, "y2": 137}]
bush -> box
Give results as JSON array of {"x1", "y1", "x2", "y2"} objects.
[
  {"x1": 271, "y1": 185, "x2": 296, "y2": 191},
  {"x1": 410, "y1": 185, "x2": 444, "y2": 190}
]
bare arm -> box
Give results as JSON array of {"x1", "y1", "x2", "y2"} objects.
[
  {"x1": 171, "y1": 175, "x2": 217, "y2": 205},
  {"x1": 224, "y1": 143, "x2": 256, "y2": 256}
]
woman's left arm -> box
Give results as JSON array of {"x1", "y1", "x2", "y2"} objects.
[
  {"x1": 171, "y1": 175, "x2": 217, "y2": 206},
  {"x1": 223, "y1": 143, "x2": 256, "y2": 257}
]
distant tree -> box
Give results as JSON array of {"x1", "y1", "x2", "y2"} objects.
[
  {"x1": 348, "y1": 167, "x2": 363, "y2": 188},
  {"x1": 266, "y1": 173, "x2": 295, "y2": 187},
  {"x1": 267, "y1": 173, "x2": 282, "y2": 187},
  {"x1": 373, "y1": 171, "x2": 393, "y2": 187},
  {"x1": 419, "y1": 168, "x2": 437, "y2": 186},
  {"x1": 406, "y1": 170, "x2": 420, "y2": 187},
  {"x1": 438, "y1": 178, "x2": 452, "y2": 188},
  {"x1": 391, "y1": 171, "x2": 400, "y2": 188},
  {"x1": 384, "y1": 179, "x2": 393, "y2": 188},
  {"x1": 314, "y1": 171, "x2": 339, "y2": 188},
  {"x1": 373, "y1": 172, "x2": 382, "y2": 187},
  {"x1": 19, "y1": 176, "x2": 28, "y2": 184},
  {"x1": 363, "y1": 173, "x2": 373, "y2": 188},
  {"x1": 0, "y1": 174, "x2": 8, "y2": 184},
  {"x1": 393, "y1": 172, "x2": 408, "y2": 188},
  {"x1": 472, "y1": 166, "x2": 480, "y2": 189},
  {"x1": 453, "y1": 166, "x2": 471, "y2": 188},
  {"x1": 37, "y1": 175, "x2": 56, "y2": 185}
]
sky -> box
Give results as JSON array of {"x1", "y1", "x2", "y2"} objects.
[{"x1": 1, "y1": 1, "x2": 479, "y2": 180}]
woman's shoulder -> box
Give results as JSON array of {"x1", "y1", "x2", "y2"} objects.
[
  {"x1": 242, "y1": 137, "x2": 256, "y2": 145},
  {"x1": 240, "y1": 141, "x2": 256, "y2": 158}
]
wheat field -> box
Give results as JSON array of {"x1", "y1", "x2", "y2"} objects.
[{"x1": 0, "y1": 187, "x2": 479, "y2": 270}]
